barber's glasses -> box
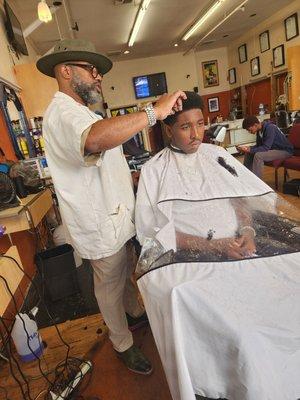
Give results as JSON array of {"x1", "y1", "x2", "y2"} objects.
[{"x1": 65, "y1": 63, "x2": 103, "y2": 79}]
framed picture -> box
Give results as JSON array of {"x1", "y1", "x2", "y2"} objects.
[
  {"x1": 284, "y1": 13, "x2": 299, "y2": 41},
  {"x1": 202, "y1": 60, "x2": 219, "y2": 88},
  {"x1": 259, "y1": 30, "x2": 270, "y2": 52},
  {"x1": 228, "y1": 67, "x2": 236, "y2": 84},
  {"x1": 238, "y1": 44, "x2": 247, "y2": 63},
  {"x1": 250, "y1": 56, "x2": 260, "y2": 76},
  {"x1": 208, "y1": 97, "x2": 219, "y2": 113},
  {"x1": 273, "y1": 44, "x2": 285, "y2": 68}
]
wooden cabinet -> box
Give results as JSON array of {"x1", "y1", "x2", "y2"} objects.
[
  {"x1": 287, "y1": 45, "x2": 300, "y2": 111},
  {"x1": 14, "y1": 63, "x2": 58, "y2": 118}
]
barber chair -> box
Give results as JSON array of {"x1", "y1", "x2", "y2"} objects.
[
  {"x1": 127, "y1": 152, "x2": 151, "y2": 171},
  {"x1": 264, "y1": 124, "x2": 295, "y2": 190},
  {"x1": 282, "y1": 123, "x2": 300, "y2": 182},
  {"x1": 206, "y1": 124, "x2": 227, "y2": 145},
  {"x1": 264, "y1": 159, "x2": 285, "y2": 190}
]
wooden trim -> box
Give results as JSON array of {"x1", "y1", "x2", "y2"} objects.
[
  {"x1": 0, "y1": 75, "x2": 21, "y2": 92},
  {"x1": 0, "y1": 246, "x2": 24, "y2": 316},
  {"x1": 0, "y1": 189, "x2": 53, "y2": 234}
]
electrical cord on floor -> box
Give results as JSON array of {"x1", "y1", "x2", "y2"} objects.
[
  {"x1": 0, "y1": 275, "x2": 53, "y2": 386},
  {"x1": 0, "y1": 254, "x2": 71, "y2": 360},
  {"x1": 0, "y1": 254, "x2": 93, "y2": 400},
  {"x1": 0, "y1": 385, "x2": 10, "y2": 400},
  {"x1": 1, "y1": 273, "x2": 85, "y2": 400},
  {"x1": 45, "y1": 357, "x2": 93, "y2": 400},
  {"x1": 33, "y1": 389, "x2": 48, "y2": 400}
]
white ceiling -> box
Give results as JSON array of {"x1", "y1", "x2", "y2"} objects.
[{"x1": 8, "y1": 0, "x2": 294, "y2": 60}]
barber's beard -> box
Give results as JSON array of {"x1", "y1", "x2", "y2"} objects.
[{"x1": 71, "y1": 75, "x2": 102, "y2": 105}]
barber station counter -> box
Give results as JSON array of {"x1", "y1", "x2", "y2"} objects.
[{"x1": 0, "y1": 189, "x2": 53, "y2": 319}]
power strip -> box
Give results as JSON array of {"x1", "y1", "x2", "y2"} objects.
[{"x1": 50, "y1": 360, "x2": 92, "y2": 400}]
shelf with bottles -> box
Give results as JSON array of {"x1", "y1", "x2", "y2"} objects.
[
  {"x1": 11, "y1": 116, "x2": 45, "y2": 159},
  {"x1": 229, "y1": 87, "x2": 243, "y2": 120}
]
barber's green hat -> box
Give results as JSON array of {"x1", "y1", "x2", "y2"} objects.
[{"x1": 36, "y1": 38, "x2": 112, "y2": 78}]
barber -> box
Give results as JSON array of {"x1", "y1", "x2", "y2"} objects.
[
  {"x1": 36, "y1": 38, "x2": 186, "y2": 375},
  {"x1": 237, "y1": 115, "x2": 293, "y2": 178}
]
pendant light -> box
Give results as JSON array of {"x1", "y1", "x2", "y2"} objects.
[{"x1": 38, "y1": 0, "x2": 52, "y2": 23}]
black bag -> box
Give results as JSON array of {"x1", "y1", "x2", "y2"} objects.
[{"x1": 283, "y1": 179, "x2": 300, "y2": 197}]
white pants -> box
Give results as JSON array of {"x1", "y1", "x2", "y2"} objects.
[{"x1": 90, "y1": 243, "x2": 144, "y2": 352}]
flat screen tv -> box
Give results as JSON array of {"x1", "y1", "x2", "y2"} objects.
[
  {"x1": 4, "y1": 0, "x2": 28, "y2": 56},
  {"x1": 133, "y1": 72, "x2": 167, "y2": 99}
]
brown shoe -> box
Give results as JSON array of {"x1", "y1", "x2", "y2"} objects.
[{"x1": 116, "y1": 344, "x2": 153, "y2": 375}]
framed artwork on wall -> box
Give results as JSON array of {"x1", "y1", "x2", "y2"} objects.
[
  {"x1": 273, "y1": 44, "x2": 285, "y2": 68},
  {"x1": 208, "y1": 97, "x2": 220, "y2": 113},
  {"x1": 250, "y1": 56, "x2": 260, "y2": 76},
  {"x1": 284, "y1": 13, "x2": 299, "y2": 41},
  {"x1": 202, "y1": 60, "x2": 219, "y2": 88},
  {"x1": 228, "y1": 68, "x2": 236, "y2": 84},
  {"x1": 259, "y1": 30, "x2": 270, "y2": 52},
  {"x1": 238, "y1": 44, "x2": 247, "y2": 63}
]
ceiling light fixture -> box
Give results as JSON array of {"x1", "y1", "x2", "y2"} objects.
[
  {"x1": 128, "y1": 0, "x2": 151, "y2": 47},
  {"x1": 124, "y1": 50, "x2": 130, "y2": 54},
  {"x1": 174, "y1": 43, "x2": 178, "y2": 47},
  {"x1": 183, "y1": 0, "x2": 248, "y2": 55},
  {"x1": 38, "y1": 0, "x2": 52, "y2": 23},
  {"x1": 182, "y1": 0, "x2": 225, "y2": 41}
]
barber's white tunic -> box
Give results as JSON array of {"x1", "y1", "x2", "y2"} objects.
[{"x1": 43, "y1": 91, "x2": 135, "y2": 259}]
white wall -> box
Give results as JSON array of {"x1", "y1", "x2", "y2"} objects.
[
  {"x1": 101, "y1": 52, "x2": 198, "y2": 109},
  {"x1": 227, "y1": 0, "x2": 300, "y2": 88},
  {"x1": 102, "y1": 47, "x2": 229, "y2": 109}
]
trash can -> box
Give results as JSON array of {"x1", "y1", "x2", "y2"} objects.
[{"x1": 35, "y1": 244, "x2": 80, "y2": 302}]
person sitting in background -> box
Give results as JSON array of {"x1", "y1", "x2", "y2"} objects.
[{"x1": 237, "y1": 115, "x2": 293, "y2": 179}]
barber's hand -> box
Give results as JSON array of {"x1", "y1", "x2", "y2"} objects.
[{"x1": 154, "y1": 91, "x2": 187, "y2": 120}]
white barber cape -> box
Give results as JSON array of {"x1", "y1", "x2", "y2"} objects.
[
  {"x1": 43, "y1": 92, "x2": 135, "y2": 259},
  {"x1": 135, "y1": 144, "x2": 300, "y2": 400}
]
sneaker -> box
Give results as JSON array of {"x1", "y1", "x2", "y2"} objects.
[
  {"x1": 126, "y1": 312, "x2": 149, "y2": 332},
  {"x1": 116, "y1": 344, "x2": 153, "y2": 375}
]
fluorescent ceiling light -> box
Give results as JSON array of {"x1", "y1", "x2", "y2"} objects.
[
  {"x1": 183, "y1": 0, "x2": 248, "y2": 55},
  {"x1": 128, "y1": 0, "x2": 151, "y2": 47},
  {"x1": 182, "y1": 0, "x2": 224, "y2": 41},
  {"x1": 38, "y1": 0, "x2": 52, "y2": 23}
]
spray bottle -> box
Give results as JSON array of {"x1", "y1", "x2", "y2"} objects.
[{"x1": 11, "y1": 309, "x2": 44, "y2": 362}]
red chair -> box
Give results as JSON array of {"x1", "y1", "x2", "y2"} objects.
[
  {"x1": 264, "y1": 158, "x2": 285, "y2": 190},
  {"x1": 283, "y1": 124, "x2": 300, "y2": 182}
]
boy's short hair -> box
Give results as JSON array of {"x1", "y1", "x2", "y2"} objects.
[
  {"x1": 242, "y1": 116, "x2": 260, "y2": 130},
  {"x1": 164, "y1": 91, "x2": 204, "y2": 126}
]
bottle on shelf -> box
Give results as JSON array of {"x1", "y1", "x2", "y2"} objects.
[
  {"x1": 32, "y1": 129, "x2": 43, "y2": 156},
  {"x1": 19, "y1": 135, "x2": 29, "y2": 157}
]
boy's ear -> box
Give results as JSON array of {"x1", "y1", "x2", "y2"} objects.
[{"x1": 164, "y1": 124, "x2": 173, "y2": 138}]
